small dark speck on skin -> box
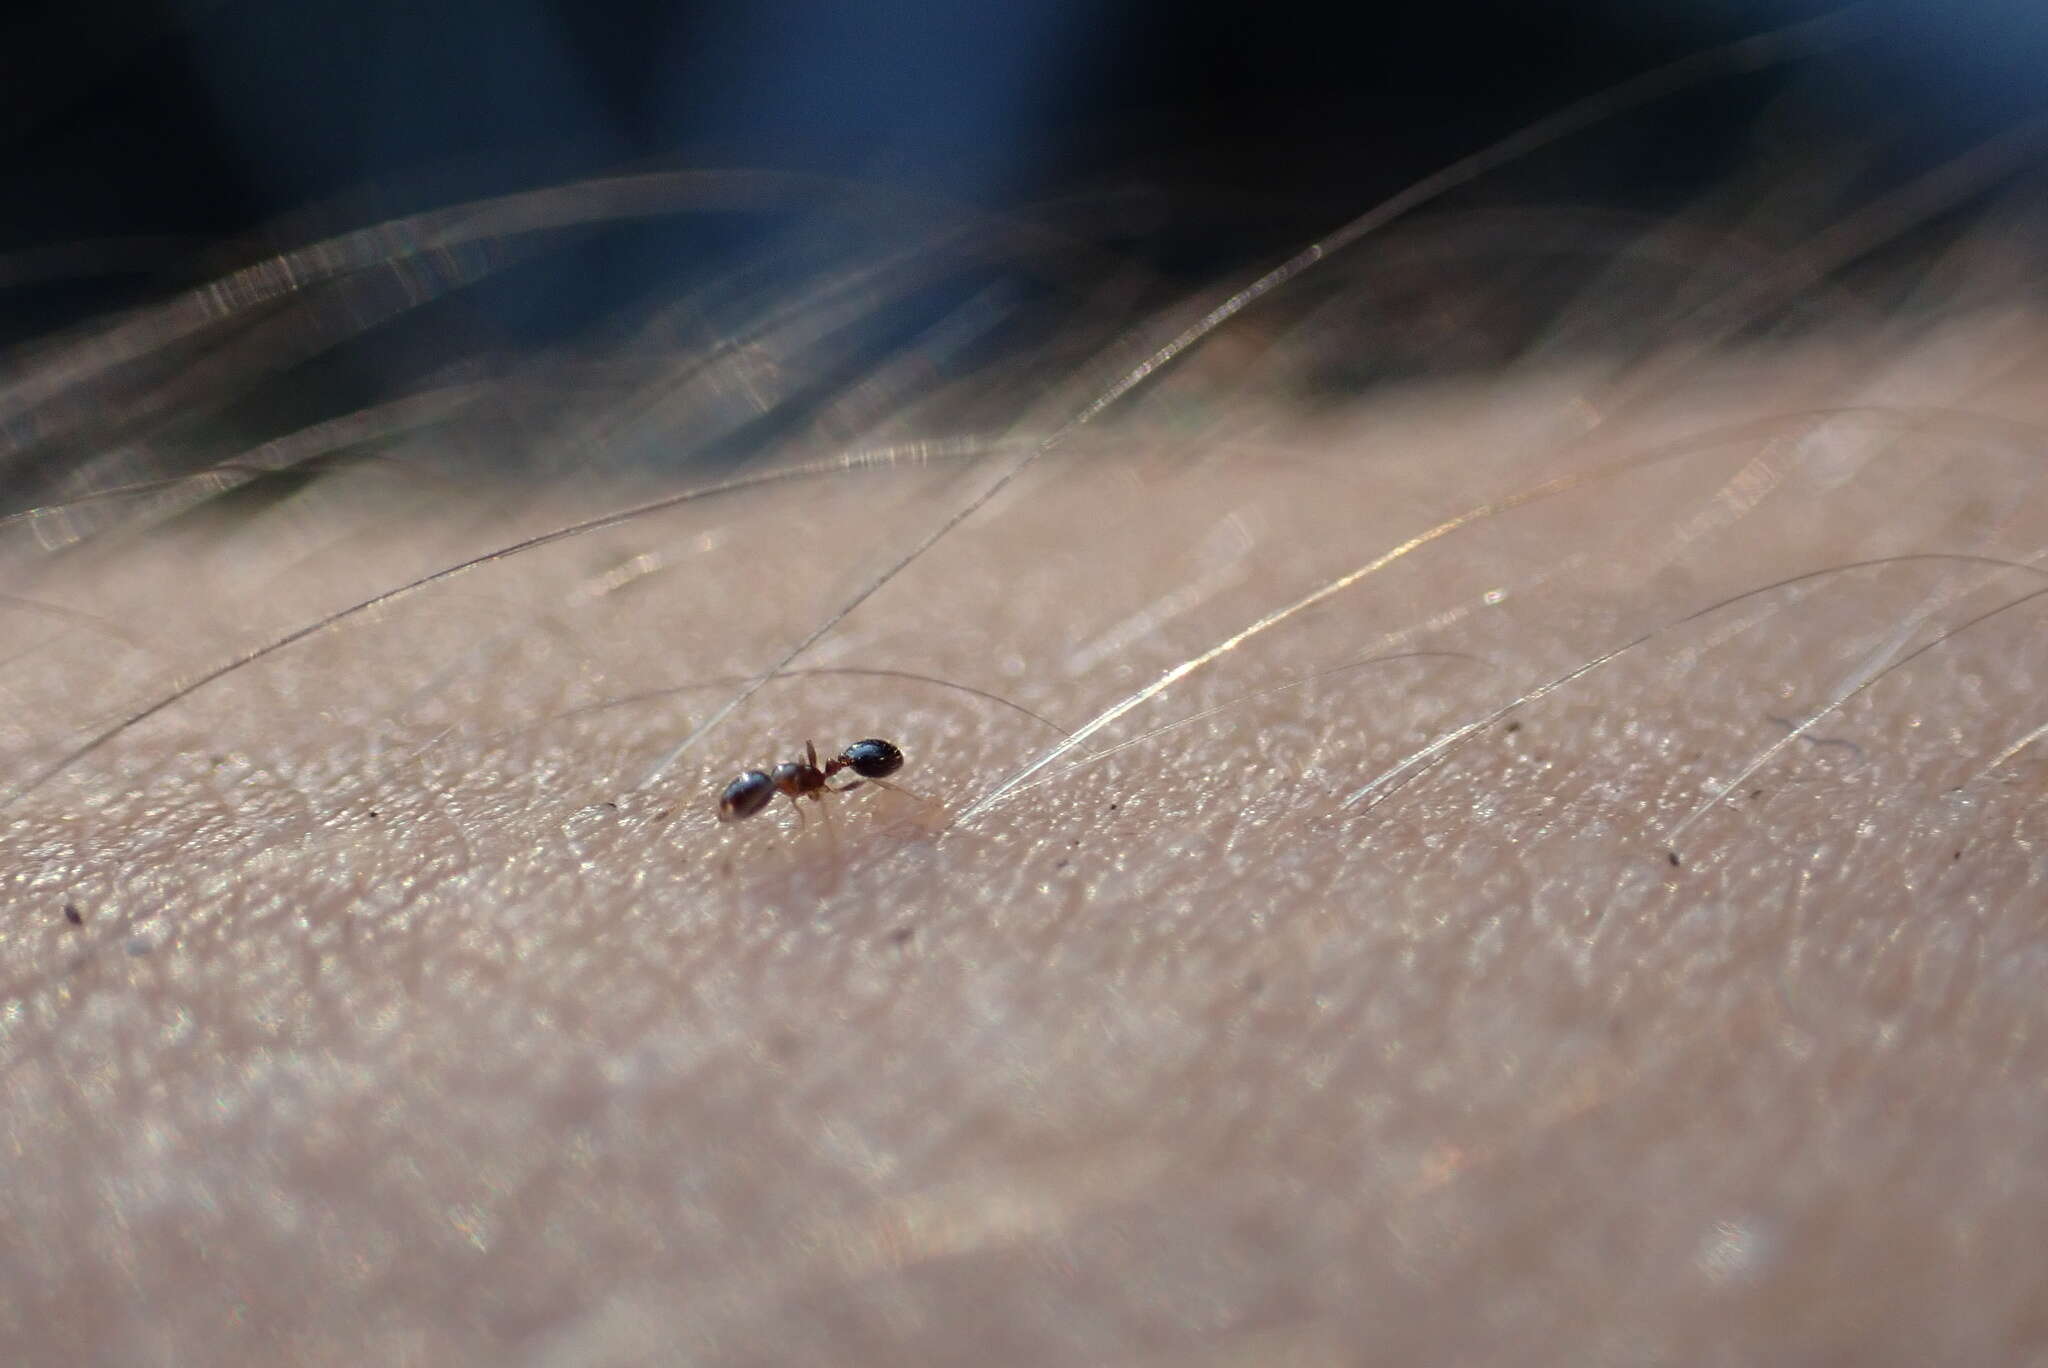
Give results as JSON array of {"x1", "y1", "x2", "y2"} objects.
[
  {"x1": 888, "y1": 926, "x2": 915, "y2": 946},
  {"x1": 1667, "y1": 850, "x2": 1682, "y2": 868},
  {"x1": 1504, "y1": 720, "x2": 1521, "y2": 734},
  {"x1": 63, "y1": 904, "x2": 82, "y2": 926},
  {"x1": 1054, "y1": 859, "x2": 1068, "y2": 869},
  {"x1": 368, "y1": 810, "x2": 380, "y2": 819},
  {"x1": 1750, "y1": 789, "x2": 1763, "y2": 800},
  {"x1": 1954, "y1": 849, "x2": 1964, "y2": 861},
  {"x1": 1108, "y1": 802, "x2": 1120, "y2": 811},
  {"x1": 653, "y1": 809, "x2": 672, "y2": 822}
]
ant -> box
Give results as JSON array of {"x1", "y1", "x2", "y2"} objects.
[{"x1": 717, "y1": 738, "x2": 928, "y2": 826}]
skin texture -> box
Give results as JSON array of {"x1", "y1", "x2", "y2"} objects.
[{"x1": 5, "y1": 302, "x2": 2048, "y2": 1362}]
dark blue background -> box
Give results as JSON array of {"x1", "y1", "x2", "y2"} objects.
[
  {"x1": 15, "y1": 2, "x2": 2039, "y2": 258},
  {"x1": 3, "y1": 0, "x2": 2044, "y2": 500}
]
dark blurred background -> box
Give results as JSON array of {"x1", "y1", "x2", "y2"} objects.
[
  {"x1": 3, "y1": 0, "x2": 2044, "y2": 508},
  {"x1": 11, "y1": 0, "x2": 2025, "y2": 319}
]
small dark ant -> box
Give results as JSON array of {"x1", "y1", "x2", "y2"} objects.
[{"x1": 718, "y1": 738, "x2": 926, "y2": 825}]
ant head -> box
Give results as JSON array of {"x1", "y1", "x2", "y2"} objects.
[
  {"x1": 718, "y1": 770, "x2": 776, "y2": 821},
  {"x1": 839, "y1": 738, "x2": 904, "y2": 779}
]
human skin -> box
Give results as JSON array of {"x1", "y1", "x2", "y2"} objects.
[{"x1": 4, "y1": 298, "x2": 2048, "y2": 1362}]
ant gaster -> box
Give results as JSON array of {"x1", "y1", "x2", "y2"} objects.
[{"x1": 718, "y1": 738, "x2": 912, "y2": 823}]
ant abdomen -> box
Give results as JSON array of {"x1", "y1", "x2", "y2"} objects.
[{"x1": 718, "y1": 770, "x2": 777, "y2": 821}]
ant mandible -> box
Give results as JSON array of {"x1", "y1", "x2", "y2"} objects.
[{"x1": 717, "y1": 738, "x2": 920, "y2": 824}]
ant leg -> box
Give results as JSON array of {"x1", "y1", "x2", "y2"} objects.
[
  {"x1": 864, "y1": 776, "x2": 934, "y2": 804},
  {"x1": 859, "y1": 776, "x2": 946, "y2": 828},
  {"x1": 827, "y1": 779, "x2": 867, "y2": 794},
  {"x1": 818, "y1": 793, "x2": 843, "y2": 868}
]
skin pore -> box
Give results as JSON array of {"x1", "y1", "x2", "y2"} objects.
[{"x1": 5, "y1": 6, "x2": 2048, "y2": 1353}]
